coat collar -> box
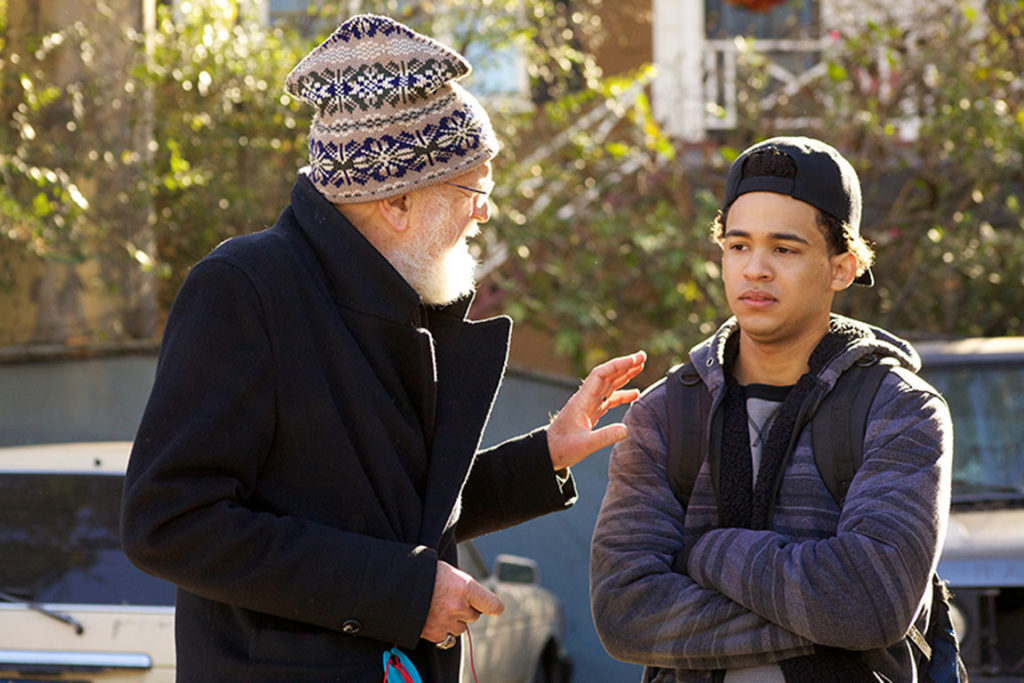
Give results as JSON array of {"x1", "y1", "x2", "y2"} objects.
[
  {"x1": 687, "y1": 313, "x2": 920, "y2": 397},
  {"x1": 288, "y1": 175, "x2": 512, "y2": 548},
  {"x1": 289, "y1": 174, "x2": 477, "y2": 325}
]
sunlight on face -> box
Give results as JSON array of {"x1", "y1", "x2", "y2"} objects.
[
  {"x1": 721, "y1": 192, "x2": 840, "y2": 347},
  {"x1": 388, "y1": 191, "x2": 479, "y2": 306}
]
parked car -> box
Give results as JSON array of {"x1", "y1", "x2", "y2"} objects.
[
  {"x1": 0, "y1": 441, "x2": 175, "y2": 682},
  {"x1": 0, "y1": 441, "x2": 571, "y2": 683},
  {"x1": 918, "y1": 337, "x2": 1024, "y2": 681},
  {"x1": 456, "y1": 543, "x2": 570, "y2": 683}
]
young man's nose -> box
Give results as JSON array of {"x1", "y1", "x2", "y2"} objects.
[{"x1": 743, "y1": 250, "x2": 773, "y2": 280}]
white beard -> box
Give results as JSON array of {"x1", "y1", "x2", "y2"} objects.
[{"x1": 387, "y1": 193, "x2": 479, "y2": 306}]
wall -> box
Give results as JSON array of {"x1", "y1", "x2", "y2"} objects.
[
  {"x1": 0, "y1": 347, "x2": 158, "y2": 445},
  {"x1": 475, "y1": 369, "x2": 645, "y2": 682},
  {"x1": 592, "y1": 0, "x2": 652, "y2": 77}
]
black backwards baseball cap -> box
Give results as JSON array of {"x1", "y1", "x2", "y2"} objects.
[{"x1": 723, "y1": 136, "x2": 873, "y2": 286}]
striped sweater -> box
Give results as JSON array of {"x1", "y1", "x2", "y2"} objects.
[{"x1": 590, "y1": 316, "x2": 953, "y2": 682}]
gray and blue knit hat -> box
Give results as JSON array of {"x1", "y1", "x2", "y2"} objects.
[{"x1": 284, "y1": 14, "x2": 499, "y2": 203}]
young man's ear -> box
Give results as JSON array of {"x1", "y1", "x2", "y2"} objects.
[
  {"x1": 376, "y1": 194, "x2": 412, "y2": 233},
  {"x1": 831, "y1": 251, "x2": 859, "y2": 291}
]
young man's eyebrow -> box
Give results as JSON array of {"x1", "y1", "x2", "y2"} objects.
[{"x1": 723, "y1": 228, "x2": 811, "y2": 245}]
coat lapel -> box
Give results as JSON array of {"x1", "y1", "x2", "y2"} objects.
[
  {"x1": 418, "y1": 308, "x2": 512, "y2": 548},
  {"x1": 286, "y1": 175, "x2": 514, "y2": 550}
]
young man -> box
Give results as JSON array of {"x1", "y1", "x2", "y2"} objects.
[
  {"x1": 120, "y1": 15, "x2": 645, "y2": 683},
  {"x1": 590, "y1": 136, "x2": 952, "y2": 682}
]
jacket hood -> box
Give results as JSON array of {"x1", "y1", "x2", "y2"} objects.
[{"x1": 688, "y1": 314, "x2": 920, "y2": 397}]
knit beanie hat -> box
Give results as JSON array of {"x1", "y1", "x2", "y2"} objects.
[{"x1": 284, "y1": 14, "x2": 499, "y2": 203}]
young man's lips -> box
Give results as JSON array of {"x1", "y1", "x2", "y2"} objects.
[{"x1": 739, "y1": 292, "x2": 777, "y2": 307}]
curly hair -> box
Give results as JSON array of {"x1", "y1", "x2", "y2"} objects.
[{"x1": 710, "y1": 150, "x2": 874, "y2": 277}]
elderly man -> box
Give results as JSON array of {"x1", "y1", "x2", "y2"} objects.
[{"x1": 121, "y1": 14, "x2": 645, "y2": 683}]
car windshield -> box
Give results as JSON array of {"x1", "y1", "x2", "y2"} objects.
[
  {"x1": 0, "y1": 471, "x2": 175, "y2": 606},
  {"x1": 920, "y1": 363, "x2": 1024, "y2": 503}
]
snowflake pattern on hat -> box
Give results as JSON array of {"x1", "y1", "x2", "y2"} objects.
[
  {"x1": 306, "y1": 106, "x2": 487, "y2": 192},
  {"x1": 329, "y1": 13, "x2": 413, "y2": 43},
  {"x1": 293, "y1": 58, "x2": 463, "y2": 116},
  {"x1": 285, "y1": 14, "x2": 498, "y2": 203}
]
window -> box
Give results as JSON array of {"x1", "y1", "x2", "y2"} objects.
[
  {"x1": 704, "y1": 0, "x2": 819, "y2": 40},
  {"x1": 0, "y1": 472, "x2": 175, "y2": 606},
  {"x1": 267, "y1": 0, "x2": 338, "y2": 36},
  {"x1": 266, "y1": 1, "x2": 527, "y2": 99},
  {"x1": 920, "y1": 363, "x2": 1024, "y2": 501},
  {"x1": 462, "y1": 34, "x2": 527, "y2": 99}
]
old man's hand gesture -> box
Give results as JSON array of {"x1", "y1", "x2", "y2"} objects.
[{"x1": 547, "y1": 350, "x2": 646, "y2": 471}]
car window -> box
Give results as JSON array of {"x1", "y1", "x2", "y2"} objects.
[
  {"x1": 0, "y1": 472, "x2": 175, "y2": 606},
  {"x1": 920, "y1": 363, "x2": 1024, "y2": 500}
]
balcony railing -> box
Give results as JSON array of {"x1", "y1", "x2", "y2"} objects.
[{"x1": 703, "y1": 37, "x2": 832, "y2": 131}]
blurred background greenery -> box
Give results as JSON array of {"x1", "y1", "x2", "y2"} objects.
[{"x1": 2, "y1": 0, "x2": 1022, "y2": 378}]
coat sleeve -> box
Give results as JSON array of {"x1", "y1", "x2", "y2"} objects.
[
  {"x1": 684, "y1": 374, "x2": 952, "y2": 651},
  {"x1": 120, "y1": 257, "x2": 436, "y2": 649},
  {"x1": 590, "y1": 392, "x2": 815, "y2": 671},
  {"x1": 456, "y1": 428, "x2": 576, "y2": 541}
]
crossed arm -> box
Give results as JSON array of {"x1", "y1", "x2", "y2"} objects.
[
  {"x1": 590, "y1": 382, "x2": 952, "y2": 671},
  {"x1": 590, "y1": 394, "x2": 814, "y2": 671}
]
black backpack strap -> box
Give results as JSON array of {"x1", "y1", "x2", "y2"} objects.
[
  {"x1": 907, "y1": 621, "x2": 933, "y2": 661},
  {"x1": 910, "y1": 573, "x2": 970, "y2": 682},
  {"x1": 812, "y1": 354, "x2": 893, "y2": 506},
  {"x1": 907, "y1": 573, "x2": 954, "y2": 663},
  {"x1": 814, "y1": 356, "x2": 968, "y2": 679},
  {"x1": 665, "y1": 361, "x2": 712, "y2": 507}
]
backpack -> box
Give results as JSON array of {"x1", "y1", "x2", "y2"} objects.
[{"x1": 664, "y1": 355, "x2": 968, "y2": 683}]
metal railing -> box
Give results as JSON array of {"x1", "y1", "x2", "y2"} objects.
[{"x1": 703, "y1": 37, "x2": 833, "y2": 131}]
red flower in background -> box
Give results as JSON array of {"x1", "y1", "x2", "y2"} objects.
[{"x1": 724, "y1": 0, "x2": 787, "y2": 11}]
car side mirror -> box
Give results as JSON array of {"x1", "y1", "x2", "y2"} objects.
[{"x1": 493, "y1": 554, "x2": 539, "y2": 585}]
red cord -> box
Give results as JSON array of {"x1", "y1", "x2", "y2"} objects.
[
  {"x1": 383, "y1": 654, "x2": 416, "y2": 683},
  {"x1": 466, "y1": 627, "x2": 478, "y2": 683}
]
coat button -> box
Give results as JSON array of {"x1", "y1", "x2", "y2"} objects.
[{"x1": 341, "y1": 619, "x2": 362, "y2": 635}]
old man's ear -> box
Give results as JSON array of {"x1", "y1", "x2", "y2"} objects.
[{"x1": 377, "y1": 194, "x2": 412, "y2": 234}]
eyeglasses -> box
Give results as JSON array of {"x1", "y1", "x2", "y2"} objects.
[
  {"x1": 444, "y1": 180, "x2": 494, "y2": 212},
  {"x1": 445, "y1": 182, "x2": 489, "y2": 197}
]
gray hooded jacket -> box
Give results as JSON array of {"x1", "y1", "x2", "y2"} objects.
[{"x1": 590, "y1": 316, "x2": 953, "y2": 682}]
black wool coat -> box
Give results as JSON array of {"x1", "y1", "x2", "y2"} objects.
[{"x1": 121, "y1": 176, "x2": 576, "y2": 682}]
